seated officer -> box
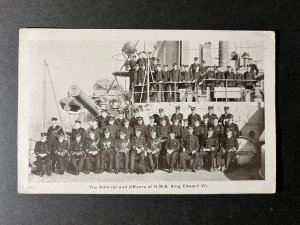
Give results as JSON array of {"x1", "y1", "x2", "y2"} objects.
[
  {"x1": 146, "y1": 130, "x2": 161, "y2": 173},
  {"x1": 53, "y1": 133, "x2": 70, "y2": 175},
  {"x1": 224, "y1": 114, "x2": 240, "y2": 138},
  {"x1": 84, "y1": 131, "x2": 100, "y2": 174},
  {"x1": 70, "y1": 133, "x2": 85, "y2": 175},
  {"x1": 170, "y1": 118, "x2": 184, "y2": 140},
  {"x1": 220, "y1": 128, "x2": 239, "y2": 172},
  {"x1": 99, "y1": 129, "x2": 115, "y2": 173},
  {"x1": 165, "y1": 130, "x2": 180, "y2": 173},
  {"x1": 199, "y1": 127, "x2": 219, "y2": 172},
  {"x1": 157, "y1": 117, "x2": 170, "y2": 147},
  {"x1": 34, "y1": 132, "x2": 51, "y2": 176},
  {"x1": 203, "y1": 106, "x2": 218, "y2": 126},
  {"x1": 180, "y1": 126, "x2": 200, "y2": 172},
  {"x1": 118, "y1": 118, "x2": 134, "y2": 140},
  {"x1": 218, "y1": 106, "x2": 233, "y2": 125},
  {"x1": 115, "y1": 131, "x2": 130, "y2": 174},
  {"x1": 193, "y1": 119, "x2": 201, "y2": 142},
  {"x1": 212, "y1": 117, "x2": 224, "y2": 141},
  {"x1": 130, "y1": 128, "x2": 146, "y2": 173},
  {"x1": 104, "y1": 116, "x2": 118, "y2": 139},
  {"x1": 171, "y1": 106, "x2": 183, "y2": 125},
  {"x1": 146, "y1": 116, "x2": 158, "y2": 139},
  {"x1": 134, "y1": 116, "x2": 147, "y2": 137},
  {"x1": 187, "y1": 106, "x2": 201, "y2": 126}
]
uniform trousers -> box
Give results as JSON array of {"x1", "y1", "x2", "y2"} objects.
[
  {"x1": 71, "y1": 154, "x2": 85, "y2": 171},
  {"x1": 100, "y1": 149, "x2": 114, "y2": 170},
  {"x1": 179, "y1": 151, "x2": 199, "y2": 170},
  {"x1": 85, "y1": 153, "x2": 100, "y2": 171},
  {"x1": 165, "y1": 151, "x2": 179, "y2": 169},
  {"x1": 36, "y1": 155, "x2": 51, "y2": 172},
  {"x1": 115, "y1": 151, "x2": 129, "y2": 171},
  {"x1": 130, "y1": 151, "x2": 145, "y2": 171},
  {"x1": 55, "y1": 153, "x2": 70, "y2": 171},
  {"x1": 147, "y1": 152, "x2": 159, "y2": 170}
]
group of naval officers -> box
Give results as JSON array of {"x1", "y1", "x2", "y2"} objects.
[
  {"x1": 34, "y1": 105, "x2": 240, "y2": 177},
  {"x1": 126, "y1": 53, "x2": 260, "y2": 102}
]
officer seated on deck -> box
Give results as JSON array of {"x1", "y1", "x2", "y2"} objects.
[{"x1": 34, "y1": 132, "x2": 51, "y2": 177}]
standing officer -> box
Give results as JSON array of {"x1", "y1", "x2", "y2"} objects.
[
  {"x1": 224, "y1": 114, "x2": 240, "y2": 138},
  {"x1": 199, "y1": 127, "x2": 219, "y2": 172},
  {"x1": 218, "y1": 106, "x2": 233, "y2": 125},
  {"x1": 187, "y1": 106, "x2": 201, "y2": 126},
  {"x1": 115, "y1": 130, "x2": 130, "y2": 174},
  {"x1": 97, "y1": 109, "x2": 109, "y2": 129},
  {"x1": 235, "y1": 67, "x2": 244, "y2": 88},
  {"x1": 132, "y1": 64, "x2": 140, "y2": 101},
  {"x1": 86, "y1": 119, "x2": 102, "y2": 140},
  {"x1": 146, "y1": 130, "x2": 161, "y2": 173},
  {"x1": 157, "y1": 117, "x2": 170, "y2": 143},
  {"x1": 220, "y1": 128, "x2": 239, "y2": 172},
  {"x1": 130, "y1": 128, "x2": 146, "y2": 173},
  {"x1": 225, "y1": 66, "x2": 236, "y2": 87},
  {"x1": 170, "y1": 63, "x2": 180, "y2": 101},
  {"x1": 193, "y1": 119, "x2": 202, "y2": 143},
  {"x1": 146, "y1": 116, "x2": 158, "y2": 139},
  {"x1": 118, "y1": 118, "x2": 134, "y2": 140},
  {"x1": 171, "y1": 106, "x2": 183, "y2": 125},
  {"x1": 248, "y1": 58, "x2": 259, "y2": 76},
  {"x1": 203, "y1": 106, "x2": 218, "y2": 126},
  {"x1": 244, "y1": 65, "x2": 256, "y2": 90},
  {"x1": 215, "y1": 66, "x2": 225, "y2": 87},
  {"x1": 193, "y1": 65, "x2": 202, "y2": 84},
  {"x1": 34, "y1": 132, "x2": 51, "y2": 176},
  {"x1": 189, "y1": 57, "x2": 201, "y2": 73},
  {"x1": 53, "y1": 133, "x2": 70, "y2": 175},
  {"x1": 202, "y1": 66, "x2": 216, "y2": 99},
  {"x1": 99, "y1": 129, "x2": 115, "y2": 173},
  {"x1": 165, "y1": 130, "x2": 180, "y2": 173},
  {"x1": 162, "y1": 64, "x2": 171, "y2": 102},
  {"x1": 70, "y1": 133, "x2": 85, "y2": 175},
  {"x1": 71, "y1": 120, "x2": 86, "y2": 142},
  {"x1": 134, "y1": 116, "x2": 147, "y2": 138},
  {"x1": 184, "y1": 64, "x2": 192, "y2": 83},
  {"x1": 154, "y1": 64, "x2": 164, "y2": 101},
  {"x1": 156, "y1": 108, "x2": 170, "y2": 126},
  {"x1": 129, "y1": 108, "x2": 139, "y2": 127},
  {"x1": 199, "y1": 115, "x2": 210, "y2": 147},
  {"x1": 170, "y1": 118, "x2": 184, "y2": 141},
  {"x1": 104, "y1": 116, "x2": 119, "y2": 139},
  {"x1": 84, "y1": 131, "x2": 100, "y2": 174},
  {"x1": 180, "y1": 126, "x2": 200, "y2": 172}
]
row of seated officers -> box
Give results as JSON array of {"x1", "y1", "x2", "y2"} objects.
[{"x1": 34, "y1": 106, "x2": 239, "y2": 176}]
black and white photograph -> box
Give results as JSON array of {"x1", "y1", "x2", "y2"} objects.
[{"x1": 18, "y1": 29, "x2": 275, "y2": 194}]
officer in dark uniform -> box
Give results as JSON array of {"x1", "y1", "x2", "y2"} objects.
[
  {"x1": 99, "y1": 129, "x2": 115, "y2": 173},
  {"x1": 224, "y1": 114, "x2": 240, "y2": 138},
  {"x1": 118, "y1": 118, "x2": 134, "y2": 140},
  {"x1": 86, "y1": 119, "x2": 102, "y2": 140},
  {"x1": 165, "y1": 130, "x2": 180, "y2": 173},
  {"x1": 157, "y1": 117, "x2": 170, "y2": 142},
  {"x1": 156, "y1": 108, "x2": 170, "y2": 126},
  {"x1": 170, "y1": 117, "x2": 184, "y2": 141},
  {"x1": 244, "y1": 65, "x2": 256, "y2": 90},
  {"x1": 193, "y1": 119, "x2": 202, "y2": 143},
  {"x1": 146, "y1": 130, "x2": 161, "y2": 173},
  {"x1": 137, "y1": 52, "x2": 146, "y2": 67},
  {"x1": 193, "y1": 65, "x2": 202, "y2": 83},
  {"x1": 132, "y1": 64, "x2": 140, "y2": 101},
  {"x1": 215, "y1": 66, "x2": 225, "y2": 87},
  {"x1": 53, "y1": 133, "x2": 70, "y2": 175},
  {"x1": 212, "y1": 117, "x2": 224, "y2": 141},
  {"x1": 203, "y1": 106, "x2": 218, "y2": 126},
  {"x1": 115, "y1": 110, "x2": 126, "y2": 127},
  {"x1": 187, "y1": 106, "x2": 201, "y2": 126},
  {"x1": 70, "y1": 133, "x2": 85, "y2": 175},
  {"x1": 180, "y1": 126, "x2": 200, "y2": 172},
  {"x1": 170, "y1": 63, "x2": 180, "y2": 101},
  {"x1": 154, "y1": 64, "x2": 164, "y2": 101},
  {"x1": 182, "y1": 119, "x2": 189, "y2": 137},
  {"x1": 184, "y1": 64, "x2": 192, "y2": 84},
  {"x1": 84, "y1": 131, "x2": 100, "y2": 174},
  {"x1": 235, "y1": 67, "x2": 244, "y2": 88},
  {"x1": 199, "y1": 127, "x2": 219, "y2": 172},
  {"x1": 189, "y1": 57, "x2": 201, "y2": 73},
  {"x1": 218, "y1": 106, "x2": 233, "y2": 125},
  {"x1": 104, "y1": 116, "x2": 119, "y2": 139},
  {"x1": 115, "y1": 130, "x2": 130, "y2": 174},
  {"x1": 220, "y1": 128, "x2": 239, "y2": 172},
  {"x1": 162, "y1": 64, "x2": 171, "y2": 102},
  {"x1": 146, "y1": 116, "x2": 158, "y2": 139},
  {"x1": 71, "y1": 120, "x2": 86, "y2": 141},
  {"x1": 34, "y1": 132, "x2": 51, "y2": 176},
  {"x1": 171, "y1": 106, "x2": 183, "y2": 125},
  {"x1": 248, "y1": 58, "x2": 259, "y2": 75},
  {"x1": 97, "y1": 109, "x2": 109, "y2": 129},
  {"x1": 129, "y1": 108, "x2": 139, "y2": 127},
  {"x1": 199, "y1": 115, "x2": 210, "y2": 147},
  {"x1": 225, "y1": 66, "x2": 235, "y2": 87},
  {"x1": 134, "y1": 116, "x2": 147, "y2": 138},
  {"x1": 179, "y1": 64, "x2": 186, "y2": 89},
  {"x1": 130, "y1": 128, "x2": 146, "y2": 173}
]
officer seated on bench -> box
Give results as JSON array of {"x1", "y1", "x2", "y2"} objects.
[
  {"x1": 70, "y1": 133, "x2": 85, "y2": 175},
  {"x1": 115, "y1": 131, "x2": 130, "y2": 174},
  {"x1": 146, "y1": 130, "x2": 161, "y2": 173},
  {"x1": 130, "y1": 127, "x2": 146, "y2": 174},
  {"x1": 165, "y1": 129, "x2": 180, "y2": 173},
  {"x1": 34, "y1": 132, "x2": 51, "y2": 177}
]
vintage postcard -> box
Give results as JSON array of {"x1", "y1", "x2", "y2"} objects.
[{"x1": 18, "y1": 29, "x2": 275, "y2": 194}]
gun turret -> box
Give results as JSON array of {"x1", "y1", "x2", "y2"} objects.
[{"x1": 68, "y1": 85, "x2": 101, "y2": 118}]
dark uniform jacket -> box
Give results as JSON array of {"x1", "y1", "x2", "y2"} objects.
[
  {"x1": 249, "y1": 63, "x2": 259, "y2": 75},
  {"x1": 71, "y1": 127, "x2": 86, "y2": 142},
  {"x1": 189, "y1": 63, "x2": 201, "y2": 73},
  {"x1": 184, "y1": 71, "x2": 192, "y2": 82},
  {"x1": 224, "y1": 122, "x2": 240, "y2": 138},
  {"x1": 201, "y1": 136, "x2": 219, "y2": 151},
  {"x1": 244, "y1": 71, "x2": 255, "y2": 87},
  {"x1": 165, "y1": 138, "x2": 180, "y2": 152},
  {"x1": 118, "y1": 125, "x2": 134, "y2": 140},
  {"x1": 132, "y1": 69, "x2": 140, "y2": 86},
  {"x1": 193, "y1": 125, "x2": 202, "y2": 138},
  {"x1": 215, "y1": 71, "x2": 225, "y2": 86},
  {"x1": 99, "y1": 137, "x2": 114, "y2": 151},
  {"x1": 70, "y1": 140, "x2": 86, "y2": 155},
  {"x1": 157, "y1": 125, "x2": 170, "y2": 139},
  {"x1": 85, "y1": 137, "x2": 100, "y2": 154},
  {"x1": 218, "y1": 113, "x2": 233, "y2": 125},
  {"x1": 222, "y1": 136, "x2": 239, "y2": 150},
  {"x1": 47, "y1": 125, "x2": 64, "y2": 143},
  {"x1": 97, "y1": 115, "x2": 109, "y2": 128},
  {"x1": 154, "y1": 71, "x2": 163, "y2": 82},
  {"x1": 182, "y1": 126, "x2": 189, "y2": 137},
  {"x1": 235, "y1": 72, "x2": 244, "y2": 87},
  {"x1": 104, "y1": 124, "x2": 119, "y2": 139},
  {"x1": 134, "y1": 124, "x2": 147, "y2": 138},
  {"x1": 147, "y1": 137, "x2": 162, "y2": 153},
  {"x1": 155, "y1": 115, "x2": 170, "y2": 126},
  {"x1": 52, "y1": 140, "x2": 69, "y2": 154},
  {"x1": 199, "y1": 122, "x2": 210, "y2": 144},
  {"x1": 115, "y1": 138, "x2": 130, "y2": 153},
  {"x1": 139, "y1": 68, "x2": 146, "y2": 85},
  {"x1": 129, "y1": 116, "x2": 138, "y2": 128},
  {"x1": 194, "y1": 71, "x2": 202, "y2": 81},
  {"x1": 162, "y1": 70, "x2": 171, "y2": 83},
  {"x1": 203, "y1": 71, "x2": 216, "y2": 87},
  {"x1": 226, "y1": 71, "x2": 236, "y2": 87},
  {"x1": 212, "y1": 124, "x2": 224, "y2": 140},
  {"x1": 146, "y1": 124, "x2": 158, "y2": 138},
  {"x1": 182, "y1": 134, "x2": 200, "y2": 152},
  {"x1": 34, "y1": 141, "x2": 51, "y2": 154},
  {"x1": 86, "y1": 127, "x2": 102, "y2": 140},
  {"x1": 131, "y1": 136, "x2": 147, "y2": 151},
  {"x1": 203, "y1": 113, "x2": 218, "y2": 126},
  {"x1": 170, "y1": 69, "x2": 181, "y2": 82},
  {"x1": 170, "y1": 124, "x2": 184, "y2": 140},
  {"x1": 115, "y1": 118, "x2": 125, "y2": 127},
  {"x1": 187, "y1": 113, "x2": 202, "y2": 126},
  {"x1": 171, "y1": 113, "x2": 183, "y2": 124}
]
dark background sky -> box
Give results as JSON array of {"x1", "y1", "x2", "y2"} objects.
[{"x1": 0, "y1": 0, "x2": 299, "y2": 224}]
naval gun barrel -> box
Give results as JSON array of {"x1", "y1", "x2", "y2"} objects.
[{"x1": 68, "y1": 85, "x2": 101, "y2": 118}]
